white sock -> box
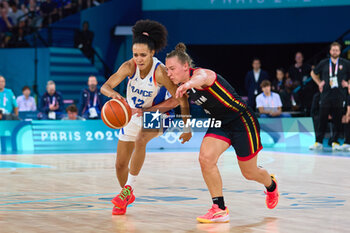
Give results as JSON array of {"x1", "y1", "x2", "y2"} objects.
[{"x1": 125, "y1": 173, "x2": 137, "y2": 189}]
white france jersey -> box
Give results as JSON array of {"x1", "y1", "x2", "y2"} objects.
[{"x1": 126, "y1": 57, "x2": 163, "y2": 109}]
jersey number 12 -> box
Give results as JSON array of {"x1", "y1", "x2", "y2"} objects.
[{"x1": 131, "y1": 96, "x2": 144, "y2": 108}]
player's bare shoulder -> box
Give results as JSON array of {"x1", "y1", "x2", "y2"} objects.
[
  {"x1": 120, "y1": 59, "x2": 137, "y2": 77},
  {"x1": 154, "y1": 63, "x2": 169, "y2": 85}
]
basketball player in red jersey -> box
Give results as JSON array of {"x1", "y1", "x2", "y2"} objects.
[
  {"x1": 101, "y1": 21, "x2": 191, "y2": 215},
  {"x1": 165, "y1": 43, "x2": 279, "y2": 223}
]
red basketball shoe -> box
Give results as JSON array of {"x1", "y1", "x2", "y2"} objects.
[
  {"x1": 112, "y1": 206, "x2": 126, "y2": 215},
  {"x1": 265, "y1": 174, "x2": 279, "y2": 209},
  {"x1": 196, "y1": 204, "x2": 229, "y2": 223},
  {"x1": 112, "y1": 185, "x2": 135, "y2": 209}
]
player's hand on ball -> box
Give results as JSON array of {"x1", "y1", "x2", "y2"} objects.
[
  {"x1": 179, "y1": 132, "x2": 192, "y2": 144},
  {"x1": 110, "y1": 92, "x2": 123, "y2": 100},
  {"x1": 132, "y1": 108, "x2": 143, "y2": 117}
]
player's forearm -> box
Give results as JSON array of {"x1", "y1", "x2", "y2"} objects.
[
  {"x1": 186, "y1": 74, "x2": 208, "y2": 90},
  {"x1": 101, "y1": 83, "x2": 118, "y2": 98},
  {"x1": 145, "y1": 98, "x2": 179, "y2": 113}
]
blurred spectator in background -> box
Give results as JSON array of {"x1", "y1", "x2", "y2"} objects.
[
  {"x1": 279, "y1": 77, "x2": 299, "y2": 112},
  {"x1": 288, "y1": 52, "x2": 311, "y2": 86},
  {"x1": 289, "y1": 52, "x2": 317, "y2": 115},
  {"x1": 74, "y1": 21, "x2": 94, "y2": 63},
  {"x1": 79, "y1": 75, "x2": 104, "y2": 119},
  {"x1": 0, "y1": 2, "x2": 14, "y2": 48},
  {"x1": 8, "y1": 1, "x2": 25, "y2": 27},
  {"x1": 272, "y1": 68, "x2": 285, "y2": 93},
  {"x1": 0, "y1": 75, "x2": 19, "y2": 118},
  {"x1": 256, "y1": 80, "x2": 290, "y2": 118},
  {"x1": 8, "y1": 26, "x2": 29, "y2": 47},
  {"x1": 16, "y1": 85, "x2": 37, "y2": 111},
  {"x1": 245, "y1": 58, "x2": 270, "y2": 110},
  {"x1": 309, "y1": 42, "x2": 350, "y2": 150},
  {"x1": 26, "y1": 0, "x2": 42, "y2": 29},
  {"x1": 0, "y1": 108, "x2": 19, "y2": 120},
  {"x1": 40, "y1": 0, "x2": 58, "y2": 26},
  {"x1": 62, "y1": 104, "x2": 85, "y2": 120},
  {"x1": 52, "y1": 0, "x2": 72, "y2": 18},
  {"x1": 39, "y1": 80, "x2": 64, "y2": 119}
]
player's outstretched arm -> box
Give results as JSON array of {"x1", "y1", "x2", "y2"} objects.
[
  {"x1": 176, "y1": 69, "x2": 216, "y2": 98},
  {"x1": 101, "y1": 60, "x2": 135, "y2": 99}
]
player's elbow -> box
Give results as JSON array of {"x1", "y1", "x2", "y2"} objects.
[{"x1": 100, "y1": 83, "x2": 109, "y2": 96}]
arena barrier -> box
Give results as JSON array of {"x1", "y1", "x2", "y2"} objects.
[{"x1": 0, "y1": 118, "x2": 314, "y2": 153}]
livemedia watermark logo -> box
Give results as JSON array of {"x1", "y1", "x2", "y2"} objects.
[{"x1": 143, "y1": 110, "x2": 222, "y2": 130}]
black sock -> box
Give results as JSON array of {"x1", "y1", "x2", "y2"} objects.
[
  {"x1": 266, "y1": 179, "x2": 276, "y2": 192},
  {"x1": 212, "y1": 196, "x2": 225, "y2": 210}
]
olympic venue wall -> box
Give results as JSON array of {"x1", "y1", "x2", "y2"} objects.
[
  {"x1": 0, "y1": 117, "x2": 314, "y2": 153},
  {"x1": 144, "y1": 5, "x2": 350, "y2": 61}
]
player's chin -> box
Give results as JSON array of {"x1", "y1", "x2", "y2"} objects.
[{"x1": 170, "y1": 78, "x2": 179, "y2": 85}]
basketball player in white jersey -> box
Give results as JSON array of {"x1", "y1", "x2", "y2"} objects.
[{"x1": 101, "y1": 20, "x2": 191, "y2": 215}]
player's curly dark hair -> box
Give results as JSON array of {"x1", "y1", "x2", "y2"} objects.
[
  {"x1": 166, "y1": 42, "x2": 194, "y2": 67},
  {"x1": 132, "y1": 19, "x2": 167, "y2": 52}
]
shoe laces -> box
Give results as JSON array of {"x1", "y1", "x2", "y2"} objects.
[
  {"x1": 203, "y1": 205, "x2": 221, "y2": 217},
  {"x1": 119, "y1": 186, "x2": 131, "y2": 200}
]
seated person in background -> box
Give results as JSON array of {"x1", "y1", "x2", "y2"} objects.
[
  {"x1": 256, "y1": 80, "x2": 290, "y2": 118},
  {"x1": 62, "y1": 104, "x2": 85, "y2": 120},
  {"x1": 16, "y1": 86, "x2": 37, "y2": 111},
  {"x1": 0, "y1": 75, "x2": 18, "y2": 118},
  {"x1": 279, "y1": 77, "x2": 299, "y2": 112},
  {"x1": 271, "y1": 68, "x2": 285, "y2": 93},
  {"x1": 79, "y1": 75, "x2": 104, "y2": 119},
  {"x1": 39, "y1": 80, "x2": 64, "y2": 120}
]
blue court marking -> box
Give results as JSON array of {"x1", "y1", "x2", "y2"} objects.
[
  {"x1": 0, "y1": 193, "x2": 116, "y2": 206},
  {"x1": 0, "y1": 161, "x2": 52, "y2": 168},
  {"x1": 99, "y1": 196, "x2": 197, "y2": 203},
  {"x1": 263, "y1": 147, "x2": 350, "y2": 158},
  {"x1": 0, "y1": 189, "x2": 345, "y2": 211},
  {"x1": 0, "y1": 208, "x2": 111, "y2": 212}
]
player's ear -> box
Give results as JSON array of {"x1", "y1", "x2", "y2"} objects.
[
  {"x1": 183, "y1": 62, "x2": 189, "y2": 70},
  {"x1": 151, "y1": 49, "x2": 155, "y2": 57}
]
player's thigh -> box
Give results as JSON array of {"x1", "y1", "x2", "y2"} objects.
[{"x1": 199, "y1": 132, "x2": 231, "y2": 165}]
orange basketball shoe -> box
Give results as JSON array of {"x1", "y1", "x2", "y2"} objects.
[
  {"x1": 112, "y1": 206, "x2": 126, "y2": 215},
  {"x1": 196, "y1": 204, "x2": 229, "y2": 223},
  {"x1": 112, "y1": 185, "x2": 135, "y2": 209},
  {"x1": 265, "y1": 174, "x2": 279, "y2": 209}
]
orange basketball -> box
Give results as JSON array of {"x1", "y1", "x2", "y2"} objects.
[{"x1": 101, "y1": 98, "x2": 132, "y2": 129}]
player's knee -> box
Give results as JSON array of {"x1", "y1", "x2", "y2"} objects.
[
  {"x1": 135, "y1": 133, "x2": 151, "y2": 147},
  {"x1": 135, "y1": 137, "x2": 147, "y2": 147},
  {"x1": 115, "y1": 160, "x2": 128, "y2": 171},
  {"x1": 199, "y1": 152, "x2": 215, "y2": 169}
]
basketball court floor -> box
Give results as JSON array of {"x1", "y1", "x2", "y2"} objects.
[{"x1": 1, "y1": 149, "x2": 350, "y2": 233}]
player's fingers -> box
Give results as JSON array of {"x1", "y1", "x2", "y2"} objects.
[{"x1": 176, "y1": 89, "x2": 182, "y2": 99}]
